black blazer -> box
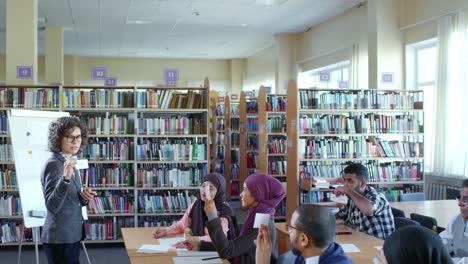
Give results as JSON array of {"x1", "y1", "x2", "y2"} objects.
[
  {"x1": 40, "y1": 152, "x2": 87, "y2": 244},
  {"x1": 201, "y1": 217, "x2": 278, "y2": 264}
]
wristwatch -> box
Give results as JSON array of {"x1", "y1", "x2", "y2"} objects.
[{"x1": 63, "y1": 177, "x2": 71, "y2": 184}]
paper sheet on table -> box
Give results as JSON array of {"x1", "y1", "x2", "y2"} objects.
[
  {"x1": 173, "y1": 256, "x2": 223, "y2": 264},
  {"x1": 176, "y1": 249, "x2": 219, "y2": 257},
  {"x1": 137, "y1": 244, "x2": 171, "y2": 253},
  {"x1": 158, "y1": 237, "x2": 186, "y2": 247},
  {"x1": 341, "y1": 244, "x2": 361, "y2": 253},
  {"x1": 374, "y1": 246, "x2": 382, "y2": 251},
  {"x1": 330, "y1": 193, "x2": 348, "y2": 204}
]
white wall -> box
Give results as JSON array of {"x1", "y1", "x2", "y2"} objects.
[{"x1": 244, "y1": 45, "x2": 275, "y2": 91}]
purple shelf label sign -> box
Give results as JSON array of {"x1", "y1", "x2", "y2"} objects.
[
  {"x1": 381, "y1": 72, "x2": 394, "y2": 84},
  {"x1": 319, "y1": 72, "x2": 330, "y2": 82},
  {"x1": 339, "y1": 81, "x2": 348, "y2": 88},
  {"x1": 105, "y1": 77, "x2": 117, "y2": 86},
  {"x1": 17, "y1": 66, "x2": 33, "y2": 79},
  {"x1": 92, "y1": 67, "x2": 107, "y2": 80},
  {"x1": 264, "y1": 86, "x2": 272, "y2": 94},
  {"x1": 164, "y1": 69, "x2": 179, "y2": 81}
]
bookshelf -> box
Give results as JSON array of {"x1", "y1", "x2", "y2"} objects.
[
  {"x1": 257, "y1": 87, "x2": 287, "y2": 220},
  {"x1": 228, "y1": 96, "x2": 240, "y2": 200},
  {"x1": 0, "y1": 79, "x2": 211, "y2": 245},
  {"x1": 285, "y1": 79, "x2": 425, "y2": 220},
  {"x1": 239, "y1": 92, "x2": 259, "y2": 190}
]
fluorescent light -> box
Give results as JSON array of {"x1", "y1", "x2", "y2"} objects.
[
  {"x1": 126, "y1": 20, "x2": 152, "y2": 25},
  {"x1": 255, "y1": 0, "x2": 288, "y2": 6}
]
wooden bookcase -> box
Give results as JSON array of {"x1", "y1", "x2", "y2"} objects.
[
  {"x1": 285, "y1": 79, "x2": 425, "y2": 220},
  {"x1": 0, "y1": 79, "x2": 211, "y2": 245}
]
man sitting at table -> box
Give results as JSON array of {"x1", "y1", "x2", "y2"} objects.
[
  {"x1": 334, "y1": 163, "x2": 394, "y2": 239},
  {"x1": 440, "y1": 179, "x2": 468, "y2": 258},
  {"x1": 255, "y1": 204, "x2": 353, "y2": 264}
]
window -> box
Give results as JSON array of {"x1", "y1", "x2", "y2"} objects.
[
  {"x1": 406, "y1": 39, "x2": 437, "y2": 172},
  {"x1": 298, "y1": 61, "x2": 350, "y2": 88}
]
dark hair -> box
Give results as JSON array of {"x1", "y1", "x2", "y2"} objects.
[
  {"x1": 462, "y1": 179, "x2": 468, "y2": 189},
  {"x1": 294, "y1": 204, "x2": 335, "y2": 249},
  {"x1": 343, "y1": 163, "x2": 369, "y2": 182},
  {"x1": 47, "y1": 116, "x2": 88, "y2": 153}
]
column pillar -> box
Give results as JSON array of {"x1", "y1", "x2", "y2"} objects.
[
  {"x1": 6, "y1": 0, "x2": 38, "y2": 84},
  {"x1": 229, "y1": 59, "x2": 245, "y2": 94},
  {"x1": 45, "y1": 26, "x2": 64, "y2": 84},
  {"x1": 274, "y1": 34, "x2": 296, "y2": 94}
]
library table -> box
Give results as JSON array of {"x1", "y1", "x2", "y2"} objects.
[
  {"x1": 275, "y1": 223, "x2": 383, "y2": 263},
  {"x1": 389, "y1": 200, "x2": 459, "y2": 228},
  {"x1": 121, "y1": 227, "x2": 229, "y2": 264}
]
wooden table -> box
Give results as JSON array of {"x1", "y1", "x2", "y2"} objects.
[
  {"x1": 275, "y1": 223, "x2": 383, "y2": 263},
  {"x1": 121, "y1": 227, "x2": 229, "y2": 264},
  {"x1": 390, "y1": 200, "x2": 459, "y2": 227}
]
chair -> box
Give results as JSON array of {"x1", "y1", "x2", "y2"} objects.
[
  {"x1": 391, "y1": 207, "x2": 406, "y2": 218},
  {"x1": 385, "y1": 194, "x2": 396, "y2": 202},
  {"x1": 410, "y1": 213, "x2": 438, "y2": 232},
  {"x1": 400, "y1": 192, "x2": 426, "y2": 201},
  {"x1": 394, "y1": 217, "x2": 421, "y2": 229}
]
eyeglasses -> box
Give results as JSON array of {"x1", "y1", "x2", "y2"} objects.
[
  {"x1": 286, "y1": 223, "x2": 303, "y2": 234},
  {"x1": 456, "y1": 195, "x2": 468, "y2": 204},
  {"x1": 65, "y1": 135, "x2": 82, "y2": 143}
]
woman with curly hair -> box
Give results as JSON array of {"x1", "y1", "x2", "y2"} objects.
[{"x1": 41, "y1": 116, "x2": 96, "y2": 264}]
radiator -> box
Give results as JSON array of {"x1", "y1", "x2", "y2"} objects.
[{"x1": 426, "y1": 183, "x2": 459, "y2": 200}]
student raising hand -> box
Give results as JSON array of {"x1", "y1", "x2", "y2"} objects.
[{"x1": 255, "y1": 224, "x2": 272, "y2": 264}]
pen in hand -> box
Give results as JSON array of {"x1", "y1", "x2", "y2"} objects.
[{"x1": 202, "y1": 256, "x2": 220, "y2": 261}]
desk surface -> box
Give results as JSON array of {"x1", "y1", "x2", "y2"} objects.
[
  {"x1": 390, "y1": 200, "x2": 459, "y2": 227},
  {"x1": 121, "y1": 227, "x2": 229, "y2": 264},
  {"x1": 275, "y1": 223, "x2": 383, "y2": 263}
]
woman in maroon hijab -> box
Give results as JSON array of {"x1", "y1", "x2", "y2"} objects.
[
  {"x1": 152, "y1": 173, "x2": 237, "y2": 247},
  {"x1": 185, "y1": 173, "x2": 285, "y2": 264}
]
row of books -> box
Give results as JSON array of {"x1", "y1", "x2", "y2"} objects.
[
  {"x1": 230, "y1": 164, "x2": 240, "y2": 180},
  {"x1": 137, "y1": 115, "x2": 205, "y2": 135},
  {"x1": 246, "y1": 101, "x2": 258, "y2": 114},
  {"x1": 299, "y1": 160, "x2": 423, "y2": 182},
  {"x1": 0, "y1": 88, "x2": 60, "y2": 108},
  {"x1": 63, "y1": 90, "x2": 134, "y2": 108},
  {"x1": 0, "y1": 113, "x2": 7, "y2": 134},
  {"x1": 231, "y1": 182, "x2": 240, "y2": 196},
  {"x1": 247, "y1": 135, "x2": 259, "y2": 150},
  {"x1": 230, "y1": 104, "x2": 240, "y2": 115},
  {"x1": 268, "y1": 157, "x2": 286, "y2": 175},
  {"x1": 214, "y1": 160, "x2": 225, "y2": 174},
  {"x1": 82, "y1": 114, "x2": 134, "y2": 135},
  {"x1": 298, "y1": 90, "x2": 421, "y2": 110},
  {"x1": 0, "y1": 222, "x2": 40, "y2": 243},
  {"x1": 299, "y1": 138, "x2": 360, "y2": 159},
  {"x1": 266, "y1": 95, "x2": 287, "y2": 112},
  {"x1": 268, "y1": 137, "x2": 287, "y2": 154},
  {"x1": 136, "y1": 141, "x2": 207, "y2": 161},
  {"x1": 366, "y1": 138, "x2": 423, "y2": 158},
  {"x1": 87, "y1": 192, "x2": 134, "y2": 214},
  {"x1": 135, "y1": 90, "x2": 206, "y2": 109},
  {"x1": 84, "y1": 138, "x2": 133, "y2": 161},
  {"x1": 231, "y1": 133, "x2": 240, "y2": 147},
  {"x1": 136, "y1": 164, "x2": 206, "y2": 187},
  {"x1": 137, "y1": 190, "x2": 197, "y2": 213},
  {"x1": 301, "y1": 190, "x2": 331, "y2": 203},
  {"x1": 299, "y1": 114, "x2": 421, "y2": 135},
  {"x1": 247, "y1": 152, "x2": 258, "y2": 169},
  {"x1": 216, "y1": 118, "x2": 225, "y2": 130},
  {"x1": 81, "y1": 164, "x2": 132, "y2": 187},
  {"x1": 231, "y1": 117, "x2": 240, "y2": 130},
  {"x1": 215, "y1": 146, "x2": 225, "y2": 159},
  {"x1": 379, "y1": 185, "x2": 424, "y2": 201},
  {"x1": 246, "y1": 117, "x2": 258, "y2": 132},
  {"x1": 0, "y1": 170, "x2": 17, "y2": 189},
  {"x1": 84, "y1": 216, "x2": 135, "y2": 241},
  {"x1": 275, "y1": 199, "x2": 286, "y2": 217},
  {"x1": 267, "y1": 116, "x2": 286, "y2": 133},
  {"x1": 139, "y1": 217, "x2": 178, "y2": 227},
  {"x1": 215, "y1": 104, "x2": 225, "y2": 116},
  {"x1": 0, "y1": 143, "x2": 13, "y2": 161},
  {"x1": 0, "y1": 194, "x2": 22, "y2": 216},
  {"x1": 215, "y1": 133, "x2": 225, "y2": 145}
]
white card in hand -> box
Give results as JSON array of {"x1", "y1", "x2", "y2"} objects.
[
  {"x1": 205, "y1": 185, "x2": 212, "y2": 200},
  {"x1": 75, "y1": 159, "x2": 89, "y2": 169},
  {"x1": 253, "y1": 213, "x2": 270, "y2": 228}
]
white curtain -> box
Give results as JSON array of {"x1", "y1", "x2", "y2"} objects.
[{"x1": 432, "y1": 11, "x2": 468, "y2": 177}]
